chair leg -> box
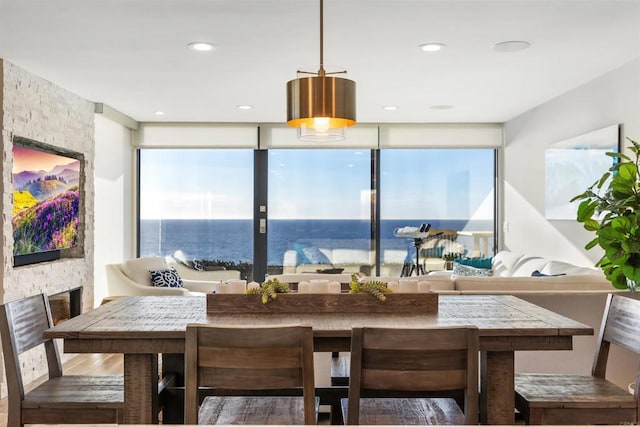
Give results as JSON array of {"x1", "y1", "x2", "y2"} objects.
[{"x1": 330, "y1": 401, "x2": 343, "y2": 425}]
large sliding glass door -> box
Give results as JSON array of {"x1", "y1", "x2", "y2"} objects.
[
  {"x1": 267, "y1": 149, "x2": 373, "y2": 276},
  {"x1": 138, "y1": 149, "x2": 254, "y2": 279}
]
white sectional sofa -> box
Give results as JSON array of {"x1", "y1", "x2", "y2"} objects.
[
  {"x1": 450, "y1": 250, "x2": 611, "y2": 293},
  {"x1": 351, "y1": 250, "x2": 613, "y2": 293}
]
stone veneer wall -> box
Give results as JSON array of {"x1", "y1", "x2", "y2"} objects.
[{"x1": 0, "y1": 59, "x2": 95, "y2": 397}]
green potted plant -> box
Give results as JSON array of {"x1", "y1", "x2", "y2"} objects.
[{"x1": 571, "y1": 137, "x2": 640, "y2": 291}]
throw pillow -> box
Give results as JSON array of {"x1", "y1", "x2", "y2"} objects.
[
  {"x1": 452, "y1": 263, "x2": 493, "y2": 277},
  {"x1": 192, "y1": 260, "x2": 204, "y2": 271},
  {"x1": 455, "y1": 257, "x2": 493, "y2": 269},
  {"x1": 149, "y1": 267, "x2": 184, "y2": 288},
  {"x1": 531, "y1": 270, "x2": 567, "y2": 277}
]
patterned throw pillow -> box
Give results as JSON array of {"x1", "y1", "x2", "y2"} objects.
[
  {"x1": 451, "y1": 263, "x2": 493, "y2": 278},
  {"x1": 192, "y1": 260, "x2": 204, "y2": 271},
  {"x1": 149, "y1": 267, "x2": 184, "y2": 288}
]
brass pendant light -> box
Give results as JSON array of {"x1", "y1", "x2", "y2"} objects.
[{"x1": 286, "y1": 0, "x2": 356, "y2": 141}]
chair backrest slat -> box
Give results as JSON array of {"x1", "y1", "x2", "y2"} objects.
[
  {"x1": 6, "y1": 294, "x2": 51, "y2": 354},
  {"x1": 362, "y1": 367, "x2": 467, "y2": 391},
  {"x1": 198, "y1": 346, "x2": 302, "y2": 369},
  {"x1": 362, "y1": 327, "x2": 471, "y2": 350},
  {"x1": 199, "y1": 366, "x2": 303, "y2": 389}
]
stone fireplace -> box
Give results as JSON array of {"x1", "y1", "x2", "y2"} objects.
[
  {"x1": 49, "y1": 287, "x2": 83, "y2": 325},
  {"x1": 0, "y1": 59, "x2": 96, "y2": 397}
]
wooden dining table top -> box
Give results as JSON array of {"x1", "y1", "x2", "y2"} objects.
[{"x1": 45, "y1": 294, "x2": 593, "y2": 344}]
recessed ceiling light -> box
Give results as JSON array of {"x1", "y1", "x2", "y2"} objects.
[
  {"x1": 187, "y1": 41, "x2": 215, "y2": 52},
  {"x1": 237, "y1": 105, "x2": 253, "y2": 110},
  {"x1": 383, "y1": 106, "x2": 398, "y2": 111},
  {"x1": 154, "y1": 111, "x2": 165, "y2": 115},
  {"x1": 419, "y1": 43, "x2": 446, "y2": 52},
  {"x1": 492, "y1": 41, "x2": 530, "y2": 52},
  {"x1": 430, "y1": 105, "x2": 453, "y2": 110}
]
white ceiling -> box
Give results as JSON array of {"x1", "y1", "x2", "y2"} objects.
[{"x1": 0, "y1": 0, "x2": 639, "y2": 124}]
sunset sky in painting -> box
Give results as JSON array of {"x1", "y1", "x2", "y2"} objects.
[{"x1": 12, "y1": 146, "x2": 76, "y2": 174}]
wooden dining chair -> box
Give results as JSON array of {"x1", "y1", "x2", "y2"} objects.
[
  {"x1": 515, "y1": 293, "x2": 640, "y2": 424},
  {"x1": 0, "y1": 293, "x2": 123, "y2": 427},
  {"x1": 342, "y1": 325, "x2": 479, "y2": 425},
  {"x1": 184, "y1": 324, "x2": 318, "y2": 424}
]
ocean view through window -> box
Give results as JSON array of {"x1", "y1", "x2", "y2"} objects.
[
  {"x1": 138, "y1": 147, "x2": 496, "y2": 280},
  {"x1": 268, "y1": 149, "x2": 373, "y2": 276},
  {"x1": 138, "y1": 149, "x2": 255, "y2": 278}
]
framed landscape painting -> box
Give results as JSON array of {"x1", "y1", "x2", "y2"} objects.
[
  {"x1": 545, "y1": 124, "x2": 620, "y2": 220},
  {"x1": 12, "y1": 138, "x2": 82, "y2": 266}
]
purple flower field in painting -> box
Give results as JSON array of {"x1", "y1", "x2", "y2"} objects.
[{"x1": 12, "y1": 189, "x2": 79, "y2": 255}]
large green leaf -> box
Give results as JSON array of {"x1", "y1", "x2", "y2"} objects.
[
  {"x1": 584, "y1": 237, "x2": 600, "y2": 250},
  {"x1": 583, "y1": 219, "x2": 600, "y2": 231},
  {"x1": 611, "y1": 216, "x2": 632, "y2": 234},
  {"x1": 607, "y1": 151, "x2": 630, "y2": 162},
  {"x1": 576, "y1": 200, "x2": 597, "y2": 222},
  {"x1": 622, "y1": 253, "x2": 640, "y2": 282},
  {"x1": 609, "y1": 267, "x2": 629, "y2": 290}
]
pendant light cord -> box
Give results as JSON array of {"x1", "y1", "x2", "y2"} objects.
[
  {"x1": 319, "y1": 0, "x2": 325, "y2": 76},
  {"x1": 296, "y1": 0, "x2": 346, "y2": 77}
]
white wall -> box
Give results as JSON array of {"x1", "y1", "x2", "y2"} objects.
[
  {"x1": 94, "y1": 114, "x2": 133, "y2": 307},
  {"x1": 504, "y1": 58, "x2": 640, "y2": 388},
  {"x1": 503, "y1": 58, "x2": 640, "y2": 266}
]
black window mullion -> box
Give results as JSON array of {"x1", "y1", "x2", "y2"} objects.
[
  {"x1": 253, "y1": 149, "x2": 268, "y2": 282},
  {"x1": 373, "y1": 148, "x2": 381, "y2": 276}
]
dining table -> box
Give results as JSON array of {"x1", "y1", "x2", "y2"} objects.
[{"x1": 43, "y1": 294, "x2": 593, "y2": 425}]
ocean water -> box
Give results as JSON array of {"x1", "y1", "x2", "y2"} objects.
[{"x1": 140, "y1": 219, "x2": 492, "y2": 265}]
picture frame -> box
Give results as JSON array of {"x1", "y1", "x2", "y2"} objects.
[{"x1": 545, "y1": 124, "x2": 621, "y2": 220}]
